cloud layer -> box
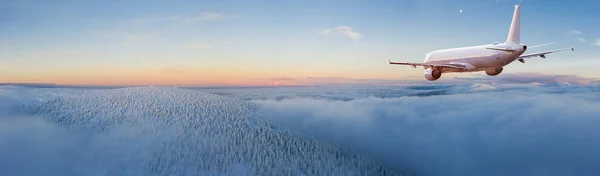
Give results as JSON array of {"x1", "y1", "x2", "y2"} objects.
[
  {"x1": 253, "y1": 84, "x2": 600, "y2": 176},
  {"x1": 458, "y1": 72, "x2": 599, "y2": 85},
  {"x1": 0, "y1": 86, "x2": 400, "y2": 176},
  {"x1": 3, "y1": 82, "x2": 599, "y2": 176}
]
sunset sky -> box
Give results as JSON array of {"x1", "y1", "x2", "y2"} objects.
[{"x1": 1, "y1": 0, "x2": 598, "y2": 86}]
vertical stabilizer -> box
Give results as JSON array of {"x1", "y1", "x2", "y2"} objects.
[{"x1": 505, "y1": 5, "x2": 520, "y2": 44}]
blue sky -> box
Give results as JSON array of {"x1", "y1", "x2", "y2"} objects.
[{"x1": 0, "y1": 0, "x2": 598, "y2": 85}]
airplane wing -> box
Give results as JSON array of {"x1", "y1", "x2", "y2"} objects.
[
  {"x1": 518, "y1": 48, "x2": 574, "y2": 59},
  {"x1": 388, "y1": 59, "x2": 466, "y2": 69}
]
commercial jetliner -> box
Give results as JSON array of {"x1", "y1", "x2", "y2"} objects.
[{"x1": 388, "y1": 5, "x2": 574, "y2": 81}]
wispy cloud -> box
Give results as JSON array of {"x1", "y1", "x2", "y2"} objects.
[
  {"x1": 137, "y1": 12, "x2": 226, "y2": 24},
  {"x1": 569, "y1": 30, "x2": 583, "y2": 34},
  {"x1": 577, "y1": 37, "x2": 586, "y2": 42},
  {"x1": 321, "y1": 26, "x2": 361, "y2": 40},
  {"x1": 185, "y1": 12, "x2": 224, "y2": 23},
  {"x1": 136, "y1": 17, "x2": 180, "y2": 23},
  {"x1": 270, "y1": 77, "x2": 297, "y2": 81},
  {"x1": 596, "y1": 39, "x2": 600, "y2": 46},
  {"x1": 266, "y1": 77, "x2": 299, "y2": 86}
]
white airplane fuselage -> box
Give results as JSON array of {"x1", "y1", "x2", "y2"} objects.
[
  {"x1": 423, "y1": 43, "x2": 527, "y2": 73},
  {"x1": 388, "y1": 5, "x2": 574, "y2": 81}
]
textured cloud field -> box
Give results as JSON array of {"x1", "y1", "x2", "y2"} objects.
[
  {"x1": 239, "y1": 83, "x2": 600, "y2": 176},
  {"x1": 0, "y1": 86, "x2": 401, "y2": 176},
  {"x1": 2, "y1": 80, "x2": 600, "y2": 176}
]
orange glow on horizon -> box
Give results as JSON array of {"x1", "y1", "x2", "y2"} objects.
[{"x1": 0, "y1": 65, "x2": 420, "y2": 86}]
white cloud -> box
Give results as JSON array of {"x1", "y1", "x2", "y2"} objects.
[
  {"x1": 596, "y1": 39, "x2": 600, "y2": 46},
  {"x1": 136, "y1": 17, "x2": 180, "y2": 23},
  {"x1": 321, "y1": 26, "x2": 361, "y2": 40},
  {"x1": 137, "y1": 12, "x2": 225, "y2": 24},
  {"x1": 570, "y1": 30, "x2": 583, "y2": 34},
  {"x1": 185, "y1": 12, "x2": 224, "y2": 23},
  {"x1": 254, "y1": 84, "x2": 600, "y2": 176},
  {"x1": 0, "y1": 87, "x2": 397, "y2": 176},
  {"x1": 459, "y1": 72, "x2": 598, "y2": 85},
  {"x1": 577, "y1": 37, "x2": 586, "y2": 42}
]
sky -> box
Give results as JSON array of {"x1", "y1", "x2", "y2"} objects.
[{"x1": 1, "y1": 0, "x2": 599, "y2": 86}]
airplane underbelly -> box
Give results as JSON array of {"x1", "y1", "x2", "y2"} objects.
[
  {"x1": 426, "y1": 46, "x2": 516, "y2": 72},
  {"x1": 468, "y1": 53, "x2": 507, "y2": 68}
]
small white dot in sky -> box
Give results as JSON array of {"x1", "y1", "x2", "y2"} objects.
[{"x1": 459, "y1": 10, "x2": 463, "y2": 13}]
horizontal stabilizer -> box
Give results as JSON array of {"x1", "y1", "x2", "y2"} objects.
[{"x1": 517, "y1": 48, "x2": 574, "y2": 60}]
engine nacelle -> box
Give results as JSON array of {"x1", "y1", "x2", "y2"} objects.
[
  {"x1": 485, "y1": 67, "x2": 503, "y2": 76},
  {"x1": 424, "y1": 68, "x2": 442, "y2": 81}
]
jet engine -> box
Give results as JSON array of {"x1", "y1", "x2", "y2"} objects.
[
  {"x1": 485, "y1": 67, "x2": 503, "y2": 76},
  {"x1": 424, "y1": 68, "x2": 442, "y2": 81}
]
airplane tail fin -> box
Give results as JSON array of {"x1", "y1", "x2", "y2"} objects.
[{"x1": 505, "y1": 5, "x2": 520, "y2": 44}]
